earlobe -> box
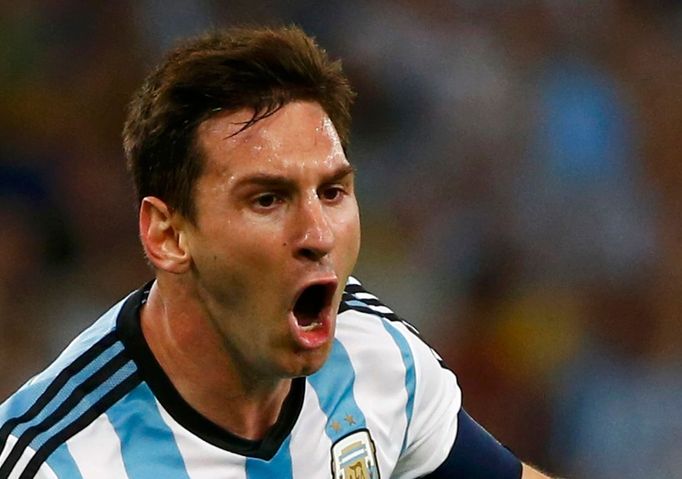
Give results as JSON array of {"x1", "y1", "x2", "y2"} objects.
[{"x1": 139, "y1": 197, "x2": 192, "y2": 273}]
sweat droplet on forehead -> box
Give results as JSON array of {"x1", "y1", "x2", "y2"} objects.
[
  {"x1": 198, "y1": 102, "x2": 348, "y2": 183},
  {"x1": 251, "y1": 144, "x2": 264, "y2": 157},
  {"x1": 322, "y1": 117, "x2": 344, "y2": 160}
]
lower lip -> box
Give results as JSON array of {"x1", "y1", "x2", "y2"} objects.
[{"x1": 287, "y1": 306, "x2": 334, "y2": 349}]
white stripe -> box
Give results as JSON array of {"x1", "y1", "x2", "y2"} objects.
[
  {"x1": 346, "y1": 276, "x2": 361, "y2": 285},
  {"x1": 340, "y1": 447, "x2": 365, "y2": 462},
  {"x1": 3, "y1": 434, "x2": 55, "y2": 479},
  {"x1": 6, "y1": 434, "x2": 30, "y2": 479},
  {"x1": 390, "y1": 321, "x2": 461, "y2": 478},
  {"x1": 65, "y1": 414, "x2": 129, "y2": 479},
  {"x1": 155, "y1": 399, "x2": 247, "y2": 479},
  {"x1": 352, "y1": 292, "x2": 379, "y2": 301},
  {"x1": 336, "y1": 310, "x2": 409, "y2": 476},
  {"x1": 0, "y1": 434, "x2": 12, "y2": 465},
  {"x1": 290, "y1": 382, "x2": 333, "y2": 478},
  {"x1": 34, "y1": 461, "x2": 59, "y2": 479},
  {"x1": 365, "y1": 304, "x2": 394, "y2": 314}
]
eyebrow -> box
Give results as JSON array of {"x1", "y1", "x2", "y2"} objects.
[{"x1": 233, "y1": 164, "x2": 356, "y2": 190}]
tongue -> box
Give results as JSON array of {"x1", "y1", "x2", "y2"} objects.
[{"x1": 296, "y1": 313, "x2": 317, "y2": 327}]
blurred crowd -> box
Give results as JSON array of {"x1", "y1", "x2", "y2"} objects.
[{"x1": 1, "y1": 1, "x2": 681, "y2": 477}]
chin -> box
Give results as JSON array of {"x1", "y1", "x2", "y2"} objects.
[{"x1": 289, "y1": 344, "x2": 333, "y2": 377}]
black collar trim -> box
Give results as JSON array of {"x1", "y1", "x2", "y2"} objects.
[{"x1": 115, "y1": 282, "x2": 306, "y2": 460}]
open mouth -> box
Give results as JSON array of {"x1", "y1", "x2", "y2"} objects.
[{"x1": 292, "y1": 282, "x2": 336, "y2": 331}]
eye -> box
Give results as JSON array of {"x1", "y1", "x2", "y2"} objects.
[
  {"x1": 320, "y1": 186, "x2": 345, "y2": 203},
  {"x1": 253, "y1": 193, "x2": 282, "y2": 209}
]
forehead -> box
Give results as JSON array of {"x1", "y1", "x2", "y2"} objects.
[{"x1": 196, "y1": 101, "x2": 345, "y2": 176}]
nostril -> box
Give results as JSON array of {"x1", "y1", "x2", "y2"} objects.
[
  {"x1": 298, "y1": 247, "x2": 324, "y2": 261},
  {"x1": 295, "y1": 226, "x2": 333, "y2": 261}
]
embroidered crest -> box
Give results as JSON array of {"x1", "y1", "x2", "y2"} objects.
[{"x1": 331, "y1": 429, "x2": 380, "y2": 479}]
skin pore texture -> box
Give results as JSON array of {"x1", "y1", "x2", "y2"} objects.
[{"x1": 138, "y1": 101, "x2": 361, "y2": 440}]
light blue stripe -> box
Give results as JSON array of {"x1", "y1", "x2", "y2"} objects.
[
  {"x1": 44, "y1": 442, "x2": 84, "y2": 479},
  {"x1": 345, "y1": 296, "x2": 417, "y2": 454},
  {"x1": 308, "y1": 339, "x2": 366, "y2": 442},
  {"x1": 11, "y1": 343, "x2": 125, "y2": 439},
  {"x1": 380, "y1": 319, "x2": 416, "y2": 454},
  {"x1": 245, "y1": 436, "x2": 293, "y2": 479},
  {"x1": 345, "y1": 299, "x2": 368, "y2": 309},
  {"x1": 107, "y1": 383, "x2": 190, "y2": 479},
  {"x1": 28, "y1": 360, "x2": 137, "y2": 451}
]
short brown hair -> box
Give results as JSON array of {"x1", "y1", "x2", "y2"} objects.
[{"x1": 123, "y1": 25, "x2": 355, "y2": 221}]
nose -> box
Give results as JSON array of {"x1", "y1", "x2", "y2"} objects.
[{"x1": 293, "y1": 195, "x2": 334, "y2": 262}]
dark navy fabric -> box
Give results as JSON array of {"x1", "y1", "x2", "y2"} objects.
[{"x1": 424, "y1": 409, "x2": 522, "y2": 479}]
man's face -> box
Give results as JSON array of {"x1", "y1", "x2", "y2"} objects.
[{"x1": 184, "y1": 101, "x2": 360, "y2": 381}]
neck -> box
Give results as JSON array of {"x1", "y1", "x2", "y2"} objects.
[{"x1": 140, "y1": 279, "x2": 291, "y2": 440}]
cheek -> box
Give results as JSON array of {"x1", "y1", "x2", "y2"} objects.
[
  {"x1": 335, "y1": 208, "x2": 361, "y2": 262},
  {"x1": 199, "y1": 214, "x2": 282, "y2": 259}
]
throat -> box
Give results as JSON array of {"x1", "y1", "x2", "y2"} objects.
[
  {"x1": 140, "y1": 284, "x2": 294, "y2": 441},
  {"x1": 167, "y1": 362, "x2": 292, "y2": 441},
  {"x1": 169, "y1": 364, "x2": 294, "y2": 441},
  {"x1": 209, "y1": 379, "x2": 294, "y2": 441}
]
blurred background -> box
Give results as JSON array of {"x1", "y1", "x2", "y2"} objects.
[{"x1": 1, "y1": 0, "x2": 681, "y2": 477}]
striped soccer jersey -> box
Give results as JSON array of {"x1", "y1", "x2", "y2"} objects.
[{"x1": 0, "y1": 278, "x2": 471, "y2": 478}]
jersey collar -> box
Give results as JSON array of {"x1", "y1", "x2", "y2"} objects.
[{"x1": 115, "y1": 281, "x2": 306, "y2": 460}]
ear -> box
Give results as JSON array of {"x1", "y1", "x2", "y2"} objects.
[{"x1": 139, "y1": 196, "x2": 191, "y2": 274}]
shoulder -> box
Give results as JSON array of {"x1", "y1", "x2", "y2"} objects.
[
  {"x1": 337, "y1": 277, "x2": 415, "y2": 340},
  {"x1": 336, "y1": 277, "x2": 446, "y2": 371},
  {"x1": 336, "y1": 277, "x2": 411, "y2": 367},
  {"x1": 333, "y1": 277, "x2": 458, "y2": 408},
  {"x1": 0, "y1": 296, "x2": 125, "y2": 420},
  {"x1": 321, "y1": 278, "x2": 464, "y2": 476},
  {"x1": 0, "y1": 293, "x2": 143, "y2": 478}
]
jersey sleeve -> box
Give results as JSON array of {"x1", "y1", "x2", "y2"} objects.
[
  {"x1": 390, "y1": 321, "x2": 521, "y2": 479},
  {"x1": 423, "y1": 409, "x2": 521, "y2": 479}
]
